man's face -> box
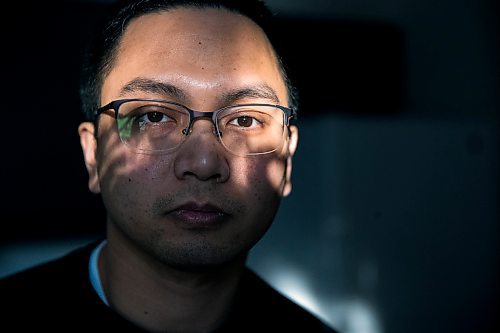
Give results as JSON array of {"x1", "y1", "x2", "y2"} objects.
[{"x1": 79, "y1": 8, "x2": 298, "y2": 269}]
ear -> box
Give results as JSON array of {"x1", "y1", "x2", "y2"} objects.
[
  {"x1": 78, "y1": 122, "x2": 101, "y2": 193},
  {"x1": 282, "y1": 125, "x2": 298, "y2": 197}
]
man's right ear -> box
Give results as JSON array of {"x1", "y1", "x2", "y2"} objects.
[{"x1": 78, "y1": 122, "x2": 101, "y2": 193}]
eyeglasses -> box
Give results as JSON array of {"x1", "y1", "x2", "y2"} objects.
[{"x1": 95, "y1": 98, "x2": 297, "y2": 156}]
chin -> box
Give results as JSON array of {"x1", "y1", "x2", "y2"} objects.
[{"x1": 151, "y1": 239, "x2": 250, "y2": 272}]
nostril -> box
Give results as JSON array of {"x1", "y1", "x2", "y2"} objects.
[{"x1": 182, "y1": 169, "x2": 222, "y2": 182}]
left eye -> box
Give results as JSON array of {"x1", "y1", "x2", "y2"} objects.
[{"x1": 228, "y1": 116, "x2": 261, "y2": 128}]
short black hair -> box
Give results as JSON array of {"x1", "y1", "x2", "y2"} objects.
[{"x1": 79, "y1": 0, "x2": 298, "y2": 121}]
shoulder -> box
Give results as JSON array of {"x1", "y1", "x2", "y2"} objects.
[
  {"x1": 0, "y1": 239, "x2": 109, "y2": 325},
  {"x1": 225, "y1": 268, "x2": 339, "y2": 332},
  {"x1": 0, "y1": 239, "x2": 98, "y2": 293},
  {"x1": 0, "y1": 238, "x2": 148, "y2": 331}
]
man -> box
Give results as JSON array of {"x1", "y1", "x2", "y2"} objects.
[{"x1": 0, "y1": 1, "x2": 337, "y2": 332}]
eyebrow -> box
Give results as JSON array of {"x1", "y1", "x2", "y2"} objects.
[
  {"x1": 220, "y1": 84, "x2": 280, "y2": 105},
  {"x1": 120, "y1": 77, "x2": 188, "y2": 100},
  {"x1": 119, "y1": 77, "x2": 281, "y2": 106}
]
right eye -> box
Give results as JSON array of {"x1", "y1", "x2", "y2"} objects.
[
  {"x1": 117, "y1": 102, "x2": 187, "y2": 141},
  {"x1": 133, "y1": 108, "x2": 177, "y2": 131},
  {"x1": 138, "y1": 111, "x2": 172, "y2": 125}
]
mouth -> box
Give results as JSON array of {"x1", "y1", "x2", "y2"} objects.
[{"x1": 167, "y1": 202, "x2": 229, "y2": 228}]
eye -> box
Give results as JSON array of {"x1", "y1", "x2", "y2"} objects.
[
  {"x1": 137, "y1": 111, "x2": 173, "y2": 128},
  {"x1": 228, "y1": 115, "x2": 261, "y2": 128},
  {"x1": 140, "y1": 111, "x2": 171, "y2": 123}
]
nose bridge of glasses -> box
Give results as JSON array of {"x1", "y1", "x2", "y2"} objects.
[{"x1": 182, "y1": 110, "x2": 220, "y2": 137}]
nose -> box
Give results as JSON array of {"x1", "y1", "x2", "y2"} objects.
[{"x1": 173, "y1": 119, "x2": 229, "y2": 182}]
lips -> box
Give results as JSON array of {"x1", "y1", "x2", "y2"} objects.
[{"x1": 167, "y1": 202, "x2": 229, "y2": 228}]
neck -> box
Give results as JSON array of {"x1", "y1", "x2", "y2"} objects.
[{"x1": 99, "y1": 228, "x2": 246, "y2": 333}]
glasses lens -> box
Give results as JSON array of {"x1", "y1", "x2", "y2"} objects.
[
  {"x1": 116, "y1": 100, "x2": 189, "y2": 152},
  {"x1": 217, "y1": 105, "x2": 286, "y2": 155}
]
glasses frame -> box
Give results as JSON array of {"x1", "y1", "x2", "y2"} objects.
[{"x1": 94, "y1": 98, "x2": 297, "y2": 155}]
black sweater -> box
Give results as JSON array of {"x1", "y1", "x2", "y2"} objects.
[{"x1": 0, "y1": 240, "x2": 337, "y2": 332}]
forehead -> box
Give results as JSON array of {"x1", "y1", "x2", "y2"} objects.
[{"x1": 101, "y1": 7, "x2": 287, "y2": 105}]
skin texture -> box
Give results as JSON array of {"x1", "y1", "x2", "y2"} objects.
[{"x1": 79, "y1": 7, "x2": 298, "y2": 332}]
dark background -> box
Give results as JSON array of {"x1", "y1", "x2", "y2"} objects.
[{"x1": 0, "y1": 1, "x2": 498, "y2": 333}]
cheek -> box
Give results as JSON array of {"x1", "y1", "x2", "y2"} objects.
[
  {"x1": 102, "y1": 155, "x2": 171, "y2": 194},
  {"x1": 97, "y1": 122, "x2": 169, "y2": 180},
  {"x1": 96, "y1": 130, "x2": 173, "y2": 211},
  {"x1": 265, "y1": 158, "x2": 288, "y2": 191},
  {"x1": 231, "y1": 157, "x2": 286, "y2": 243},
  {"x1": 232, "y1": 155, "x2": 286, "y2": 198}
]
